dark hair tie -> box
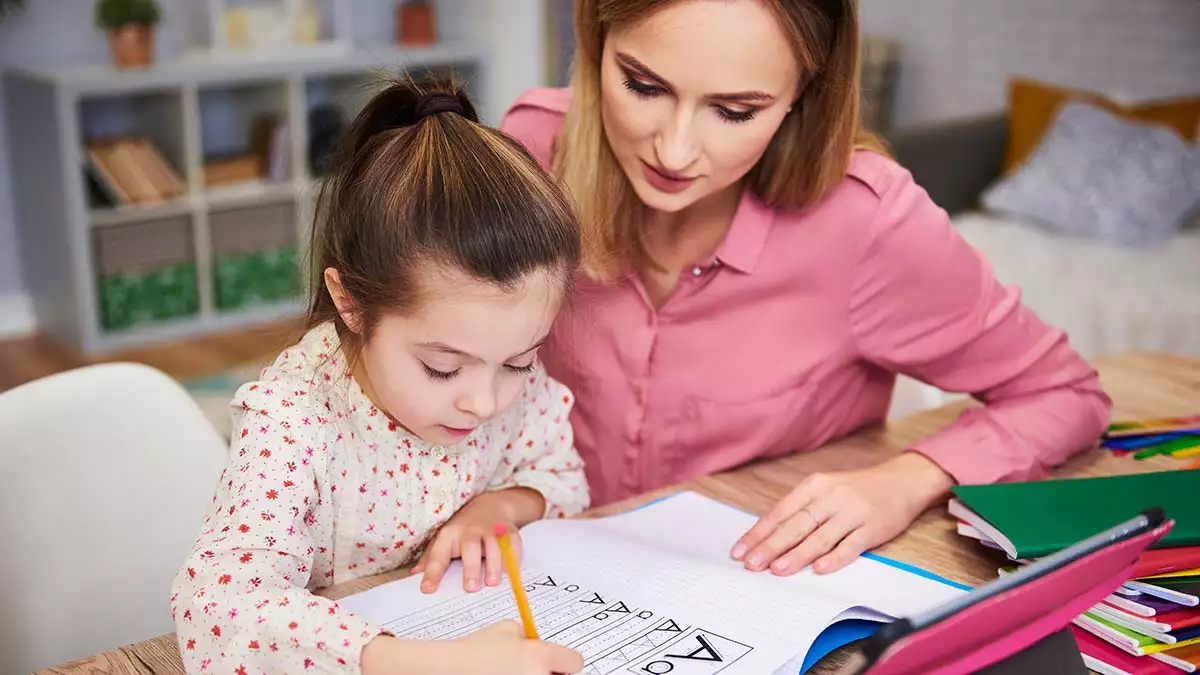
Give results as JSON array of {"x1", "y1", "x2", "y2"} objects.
[{"x1": 414, "y1": 92, "x2": 466, "y2": 121}]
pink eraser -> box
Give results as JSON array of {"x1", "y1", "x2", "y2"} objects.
[{"x1": 493, "y1": 523, "x2": 508, "y2": 537}]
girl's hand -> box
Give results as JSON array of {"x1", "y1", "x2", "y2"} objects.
[
  {"x1": 731, "y1": 452, "x2": 954, "y2": 576},
  {"x1": 411, "y1": 487, "x2": 545, "y2": 594},
  {"x1": 362, "y1": 621, "x2": 584, "y2": 675},
  {"x1": 456, "y1": 620, "x2": 584, "y2": 674}
]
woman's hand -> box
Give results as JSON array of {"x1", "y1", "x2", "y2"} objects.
[
  {"x1": 362, "y1": 621, "x2": 584, "y2": 675},
  {"x1": 411, "y1": 487, "x2": 545, "y2": 594},
  {"x1": 731, "y1": 452, "x2": 954, "y2": 575}
]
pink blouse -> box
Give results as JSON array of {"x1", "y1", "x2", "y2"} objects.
[{"x1": 500, "y1": 88, "x2": 1112, "y2": 508}]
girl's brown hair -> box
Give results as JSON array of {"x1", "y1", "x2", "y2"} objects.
[
  {"x1": 555, "y1": 0, "x2": 888, "y2": 279},
  {"x1": 306, "y1": 75, "x2": 581, "y2": 351}
]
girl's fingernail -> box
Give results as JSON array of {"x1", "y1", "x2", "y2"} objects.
[
  {"x1": 747, "y1": 554, "x2": 763, "y2": 569},
  {"x1": 467, "y1": 580, "x2": 478, "y2": 591},
  {"x1": 731, "y1": 544, "x2": 747, "y2": 559},
  {"x1": 488, "y1": 576, "x2": 499, "y2": 585},
  {"x1": 772, "y1": 560, "x2": 789, "y2": 574}
]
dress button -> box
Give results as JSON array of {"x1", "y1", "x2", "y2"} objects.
[{"x1": 691, "y1": 266, "x2": 703, "y2": 277}]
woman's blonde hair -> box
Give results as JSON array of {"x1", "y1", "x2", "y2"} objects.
[{"x1": 554, "y1": 0, "x2": 887, "y2": 279}]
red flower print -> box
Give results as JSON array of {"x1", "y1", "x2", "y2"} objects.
[
  {"x1": 388, "y1": 420, "x2": 397, "y2": 431},
  {"x1": 239, "y1": 552, "x2": 253, "y2": 563},
  {"x1": 265, "y1": 489, "x2": 279, "y2": 500},
  {"x1": 217, "y1": 574, "x2": 232, "y2": 585},
  {"x1": 187, "y1": 567, "x2": 196, "y2": 578},
  {"x1": 283, "y1": 480, "x2": 295, "y2": 488},
  {"x1": 185, "y1": 638, "x2": 195, "y2": 650},
  {"x1": 238, "y1": 524, "x2": 250, "y2": 534},
  {"x1": 211, "y1": 625, "x2": 221, "y2": 637},
  {"x1": 240, "y1": 429, "x2": 248, "y2": 438},
  {"x1": 359, "y1": 483, "x2": 367, "y2": 493},
  {"x1": 248, "y1": 640, "x2": 259, "y2": 650},
  {"x1": 304, "y1": 658, "x2": 315, "y2": 669},
  {"x1": 259, "y1": 449, "x2": 271, "y2": 459},
  {"x1": 399, "y1": 463, "x2": 410, "y2": 473},
  {"x1": 250, "y1": 577, "x2": 262, "y2": 587}
]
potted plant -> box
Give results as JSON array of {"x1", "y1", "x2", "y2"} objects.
[
  {"x1": 0, "y1": 0, "x2": 25, "y2": 22},
  {"x1": 94, "y1": 0, "x2": 162, "y2": 69}
]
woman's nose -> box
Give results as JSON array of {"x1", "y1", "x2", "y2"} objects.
[{"x1": 654, "y1": 109, "x2": 700, "y2": 173}]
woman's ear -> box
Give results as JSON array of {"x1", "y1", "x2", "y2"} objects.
[{"x1": 324, "y1": 267, "x2": 364, "y2": 333}]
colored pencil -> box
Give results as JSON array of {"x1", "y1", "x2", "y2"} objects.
[{"x1": 494, "y1": 523, "x2": 539, "y2": 639}]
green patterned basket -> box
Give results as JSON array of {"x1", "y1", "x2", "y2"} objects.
[
  {"x1": 214, "y1": 245, "x2": 303, "y2": 311},
  {"x1": 98, "y1": 262, "x2": 200, "y2": 332}
]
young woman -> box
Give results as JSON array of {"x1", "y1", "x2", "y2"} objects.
[{"x1": 501, "y1": 0, "x2": 1110, "y2": 579}]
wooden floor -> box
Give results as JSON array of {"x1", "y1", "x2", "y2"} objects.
[{"x1": 0, "y1": 320, "x2": 303, "y2": 393}]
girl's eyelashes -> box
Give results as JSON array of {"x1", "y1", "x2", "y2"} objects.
[
  {"x1": 621, "y1": 70, "x2": 759, "y2": 124},
  {"x1": 421, "y1": 363, "x2": 459, "y2": 381},
  {"x1": 504, "y1": 362, "x2": 537, "y2": 374}
]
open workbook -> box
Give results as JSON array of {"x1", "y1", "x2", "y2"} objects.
[{"x1": 338, "y1": 492, "x2": 968, "y2": 675}]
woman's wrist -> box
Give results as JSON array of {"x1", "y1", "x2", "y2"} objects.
[{"x1": 888, "y1": 451, "x2": 955, "y2": 510}]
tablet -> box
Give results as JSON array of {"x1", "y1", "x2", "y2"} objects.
[{"x1": 839, "y1": 507, "x2": 1171, "y2": 675}]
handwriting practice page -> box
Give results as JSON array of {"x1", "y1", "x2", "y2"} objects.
[{"x1": 337, "y1": 492, "x2": 965, "y2": 674}]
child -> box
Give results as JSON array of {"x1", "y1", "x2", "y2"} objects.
[{"x1": 170, "y1": 77, "x2": 589, "y2": 675}]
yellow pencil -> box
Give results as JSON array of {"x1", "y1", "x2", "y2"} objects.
[{"x1": 494, "y1": 523, "x2": 539, "y2": 639}]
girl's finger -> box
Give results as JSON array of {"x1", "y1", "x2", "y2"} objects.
[
  {"x1": 483, "y1": 534, "x2": 502, "y2": 586},
  {"x1": 732, "y1": 476, "x2": 822, "y2": 561},
  {"x1": 771, "y1": 511, "x2": 859, "y2": 576},
  {"x1": 461, "y1": 535, "x2": 483, "y2": 592},
  {"x1": 420, "y1": 535, "x2": 457, "y2": 594}
]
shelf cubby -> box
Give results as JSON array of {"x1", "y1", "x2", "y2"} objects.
[{"x1": 5, "y1": 41, "x2": 485, "y2": 354}]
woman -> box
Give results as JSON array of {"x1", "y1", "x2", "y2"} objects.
[{"x1": 500, "y1": 0, "x2": 1110, "y2": 578}]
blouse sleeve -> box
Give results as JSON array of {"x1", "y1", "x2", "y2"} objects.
[
  {"x1": 170, "y1": 403, "x2": 383, "y2": 674},
  {"x1": 848, "y1": 166, "x2": 1112, "y2": 485},
  {"x1": 487, "y1": 366, "x2": 591, "y2": 518}
]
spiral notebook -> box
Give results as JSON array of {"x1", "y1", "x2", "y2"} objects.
[{"x1": 338, "y1": 492, "x2": 967, "y2": 674}]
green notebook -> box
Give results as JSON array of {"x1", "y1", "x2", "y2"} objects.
[{"x1": 949, "y1": 469, "x2": 1200, "y2": 560}]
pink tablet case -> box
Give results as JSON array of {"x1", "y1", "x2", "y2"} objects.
[{"x1": 861, "y1": 520, "x2": 1174, "y2": 675}]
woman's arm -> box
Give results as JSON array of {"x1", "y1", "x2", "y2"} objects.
[
  {"x1": 733, "y1": 162, "x2": 1110, "y2": 576},
  {"x1": 847, "y1": 165, "x2": 1112, "y2": 485}
]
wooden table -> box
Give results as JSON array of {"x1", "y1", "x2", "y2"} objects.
[{"x1": 38, "y1": 350, "x2": 1200, "y2": 675}]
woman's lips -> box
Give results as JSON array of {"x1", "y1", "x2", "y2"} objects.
[{"x1": 641, "y1": 160, "x2": 697, "y2": 194}]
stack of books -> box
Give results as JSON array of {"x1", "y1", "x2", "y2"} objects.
[{"x1": 949, "y1": 469, "x2": 1200, "y2": 673}]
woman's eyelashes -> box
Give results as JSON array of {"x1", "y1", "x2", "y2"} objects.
[{"x1": 621, "y1": 72, "x2": 759, "y2": 124}]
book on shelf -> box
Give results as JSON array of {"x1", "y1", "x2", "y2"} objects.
[{"x1": 85, "y1": 136, "x2": 186, "y2": 207}]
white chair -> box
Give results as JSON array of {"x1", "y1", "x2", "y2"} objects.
[{"x1": 0, "y1": 362, "x2": 227, "y2": 673}]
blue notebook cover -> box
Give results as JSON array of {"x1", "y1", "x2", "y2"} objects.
[{"x1": 631, "y1": 491, "x2": 972, "y2": 673}]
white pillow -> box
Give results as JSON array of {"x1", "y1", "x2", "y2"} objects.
[{"x1": 982, "y1": 101, "x2": 1200, "y2": 246}]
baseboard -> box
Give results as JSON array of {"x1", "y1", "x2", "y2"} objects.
[{"x1": 0, "y1": 292, "x2": 36, "y2": 339}]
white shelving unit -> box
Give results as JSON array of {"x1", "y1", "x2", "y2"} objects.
[{"x1": 4, "y1": 42, "x2": 486, "y2": 354}]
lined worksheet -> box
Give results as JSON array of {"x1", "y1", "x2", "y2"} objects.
[{"x1": 337, "y1": 492, "x2": 966, "y2": 674}]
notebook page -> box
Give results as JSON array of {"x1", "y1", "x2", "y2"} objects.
[{"x1": 337, "y1": 492, "x2": 965, "y2": 674}]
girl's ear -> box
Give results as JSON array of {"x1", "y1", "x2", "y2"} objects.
[{"x1": 324, "y1": 267, "x2": 364, "y2": 333}]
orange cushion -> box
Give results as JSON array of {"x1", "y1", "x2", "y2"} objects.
[{"x1": 1004, "y1": 77, "x2": 1200, "y2": 173}]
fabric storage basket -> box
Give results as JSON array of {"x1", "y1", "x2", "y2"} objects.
[
  {"x1": 94, "y1": 217, "x2": 200, "y2": 331},
  {"x1": 210, "y1": 201, "x2": 302, "y2": 311}
]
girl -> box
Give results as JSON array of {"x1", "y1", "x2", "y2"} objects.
[
  {"x1": 501, "y1": 0, "x2": 1110, "y2": 578},
  {"x1": 170, "y1": 78, "x2": 588, "y2": 675}
]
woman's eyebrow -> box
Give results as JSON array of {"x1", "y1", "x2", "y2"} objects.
[{"x1": 615, "y1": 52, "x2": 775, "y2": 103}]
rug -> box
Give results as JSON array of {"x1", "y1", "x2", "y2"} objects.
[{"x1": 182, "y1": 362, "x2": 268, "y2": 441}]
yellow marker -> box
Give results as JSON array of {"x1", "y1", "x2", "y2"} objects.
[{"x1": 495, "y1": 523, "x2": 539, "y2": 639}]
